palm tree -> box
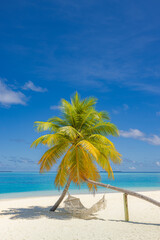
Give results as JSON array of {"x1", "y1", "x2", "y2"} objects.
[{"x1": 31, "y1": 92, "x2": 122, "y2": 211}]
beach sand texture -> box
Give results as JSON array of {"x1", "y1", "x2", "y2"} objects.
[{"x1": 0, "y1": 191, "x2": 160, "y2": 240}]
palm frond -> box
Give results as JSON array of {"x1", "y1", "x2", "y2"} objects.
[
  {"x1": 54, "y1": 146, "x2": 73, "y2": 187},
  {"x1": 97, "y1": 111, "x2": 110, "y2": 121},
  {"x1": 87, "y1": 134, "x2": 115, "y2": 148},
  {"x1": 84, "y1": 122, "x2": 119, "y2": 136},
  {"x1": 34, "y1": 121, "x2": 59, "y2": 133},
  {"x1": 71, "y1": 91, "x2": 81, "y2": 109},
  {"x1": 79, "y1": 146, "x2": 100, "y2": 190},
  {"x1": 77, "y1": 140, "x2": 100, "y2": 160},
  {"x1": 58, "y1": 126, "x2": 82, "y2": 141},
  {"x1": 96, "y1": 151, "x2": 114, "y2": 179},
  {"x1": 61, "y1": 99, "x2": 76, "y2": 127},
  {"x1": 48, "y1": 117, "x2": 69, "y2": 127},
  {"x1": 31, "y1": 133, "x2": 62, "y2": 148},
  {"x1": 81, "y1": 96, "x2": 97, "y2": 110},
  {"x1": 107, "y1": 146, "x2": 122, "y2": 164},
  {"x1": 38, "y1": 142, "x2": 70, "y2": 172},
  {"x1": 68, "y1": 146, "x2": 81, "y2": 184},
  {"x1": 78, "y1": 109, "x2": 96, "y2": 130}
]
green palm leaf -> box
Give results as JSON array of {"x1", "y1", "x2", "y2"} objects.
[{"x1": 34, "y1": 121, "x2": 59, "y2": 132}]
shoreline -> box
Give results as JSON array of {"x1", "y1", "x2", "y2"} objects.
[{"x1": 0, "y1": 187, "x2": 160, "y2": 201}]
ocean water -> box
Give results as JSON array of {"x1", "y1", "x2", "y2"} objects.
[{"x1": 0, "y1": 172, "x2": 159, "y2": 199}]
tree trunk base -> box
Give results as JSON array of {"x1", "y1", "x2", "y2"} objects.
[
  {"x1": 50, "y1": 205, "x2": 58, "y2": 212},
  {"x1": 50, "y1": 177, "x2": 71, "y2": 212}
]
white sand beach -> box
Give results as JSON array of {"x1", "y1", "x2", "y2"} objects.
[{"x1": 0, "y1": 191, "x2": 160, "y2": 240}]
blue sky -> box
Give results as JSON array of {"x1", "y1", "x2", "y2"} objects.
[{"x1": 0, "y1": 0, "x2": 160, "y2": 172}]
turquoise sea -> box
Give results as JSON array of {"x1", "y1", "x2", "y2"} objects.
[{"x1": 0, "y1": 172, "x2": 160, "y2": 199}]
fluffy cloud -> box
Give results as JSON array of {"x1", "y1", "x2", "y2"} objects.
[
  {"x1": 120, "y1": 129, "x2": 144, "y2": 139},
  {"x1": 120, "y1": 128, "x2": 160, "y2": 146},
  {"x1": 0, "y1": 79, "x2": 27, "y2": 106},
  {"x1": 23, "y1": 81, "x2": 47, "y2": 92},
  {"x1": 0, "y1": 79, "x2": 47, "y2": 107},
  {"x1": 142, "y1": 135, "x2": 160, "y2": 146}
]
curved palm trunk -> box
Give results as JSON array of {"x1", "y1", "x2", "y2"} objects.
[
  {"x1": 85, "y1": 178, "x2": 160, "y2": 207},
  {"x1": 50, "y1": 177, "x2": 72, "y2": 212}
]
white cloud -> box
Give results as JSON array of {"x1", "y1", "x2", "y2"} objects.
[
  {"x1": 156, "y1": 161, "x2": 160, "y2": 167},
  {"x1": 23, "y1": 81, "x2": 47, "y2": 92},
  {"x1": 142, "y1": 135, "x2": 160, "y2": 146},
  {"x1": 120, "y1": 128, "x2": 160, "y2": 146},
  {"x1": 120, "y1": 129, "x2": 144, "y2": 139},
  {"x1": 0, "y1": 79, "x2": 27, "y2": 106},
  {"x1": 50, "y1": 105, "x2": 60, "y2": 110}
]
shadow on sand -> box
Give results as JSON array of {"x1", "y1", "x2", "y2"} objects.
[
  {"x1": 109, "y1": 219, "x2": 160, "y2": 227},
  {"x1": 0, "y1": 206, "x2": 105, "y2": 221}
]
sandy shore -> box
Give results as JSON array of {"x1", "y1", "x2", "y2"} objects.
[{"x1": 0, "y1": 191, "x2": 159, "y2": 240}]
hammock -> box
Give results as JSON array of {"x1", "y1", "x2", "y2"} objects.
[{"x1": 64, "y1": 193, "x2": 106, "y2": 219}]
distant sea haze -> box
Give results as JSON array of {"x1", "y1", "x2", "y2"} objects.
[{"x1": 0, "y1": 172, "x2": 159, "y2": 199}]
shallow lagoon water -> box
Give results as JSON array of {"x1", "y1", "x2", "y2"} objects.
[{"x1": 0, "y1": 172, "x2": 159, "y2": 199}]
